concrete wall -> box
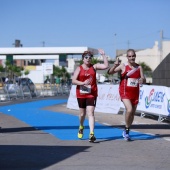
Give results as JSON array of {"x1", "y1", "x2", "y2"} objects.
[{"x1": 152, "y1": 53, "x2": 170, "y2": 87}]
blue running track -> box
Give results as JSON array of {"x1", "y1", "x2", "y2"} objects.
[{"x1": 0, "y1": 99, "x2": 158, "y2": 141}]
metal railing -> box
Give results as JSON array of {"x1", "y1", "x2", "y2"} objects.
[{"x1": 0, "y1": 84, "x2": 71, "y2": 102}]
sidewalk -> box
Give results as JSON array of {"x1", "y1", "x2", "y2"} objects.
[{"x1": 0, "y1": 97, "x2": 170, "y2": 170}]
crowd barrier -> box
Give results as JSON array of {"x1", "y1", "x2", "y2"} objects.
[
  {"x1": 0, "y1": 84, "x2": 70, "y2": 102},
  {"x1": 67, "y1": 84, "x2": 170, "y2": 122}
]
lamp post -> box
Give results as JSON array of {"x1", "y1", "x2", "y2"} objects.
[
  {"x1": 114, "y1": 33, "x2": 117, "y2": 58},
  {"x1": 160, "y1": 30, "x2": 163, "y2": 62}
]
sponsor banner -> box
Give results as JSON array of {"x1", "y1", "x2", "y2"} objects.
[
  {"x1": 137, "y1": 85, "x2": 170, "y2": 116},
  {"x1": 42, "y1": 63, "x2": 53, "y2": 75},
  {"x1": 165, "y1": 87, "x2": 170, "y2": 116},
  {"x1": 95, "y1": 85, "x2": 121, "y2": 114},
  {"x1": 67, "y1": 85, "x2": 79, "y2": 110},
  {"x1": 67, "y1": 84, "x2": 121, "y2": 114},
  {"x1": 67, "y1": 84, "x2": 170, "y2": 117}
]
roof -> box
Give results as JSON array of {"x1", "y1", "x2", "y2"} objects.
[{"x1": 0, "y1": 47, "x2": 98, "y2": 59}]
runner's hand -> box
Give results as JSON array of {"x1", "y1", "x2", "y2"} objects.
[
  {"x1": 98, "y1": 49, "x2": 105, "y2": 56},
  {"x1": 114, "y1": 57, "x2": 119, "y2": 66},
  {"x1": 83, "y1": 79, "x2": 91, "y2": 85}
]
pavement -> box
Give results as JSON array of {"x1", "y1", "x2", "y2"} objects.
[{"x1": 0, "y1": 96, "x2": 170, "y2": 170}]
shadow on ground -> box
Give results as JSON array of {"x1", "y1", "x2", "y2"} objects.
[{"x1": 0, "y1": 145, "x2": 91, "y2": 170}]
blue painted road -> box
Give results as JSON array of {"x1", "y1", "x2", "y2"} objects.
[{"x1": 0, "y1": 99, "x2": 158, "y2": 141}]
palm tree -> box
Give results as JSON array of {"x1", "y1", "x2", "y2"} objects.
[
  {"x1": 53, "y1": 65, "x2": 62, "y2": 78},
  {"x1": 139, "y1": 62, "x2": 152, "y2": 77},
  {"x1": 0, "y1": 65, "x2": 4, "y2": 72},
  {"x1": 4, "y1": 60, "x2": 28, "y2": 82},
  {"x1": 52, "y1": 65, "x2": 70, "y2": 85},
  {"x1": 24, "y1": 70, "x2": 30, "y2": 77},
  {"x1": 79, "y1": 57, "x2": 99, "y2": 65},
  {"x1": 60, "y1": 66, "x2": 69, "y2": 85}
]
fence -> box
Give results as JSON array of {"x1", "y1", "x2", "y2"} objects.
[{"x1": 0, "y1": 84, "x2": 70, "y2": 102}]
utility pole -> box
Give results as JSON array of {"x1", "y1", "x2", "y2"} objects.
[
  {"x1": 160, "y1": 30, "x2": 163, "y2": 62},
  {"x1": 127, "y1": 40, "x2": 130, "y2": 49},
  {"x1": 42, "y1": 41, "x2": 45, "y2": 47},
  {"x1": 114, "y1": 33, "x2": 117, "y2": 58}
]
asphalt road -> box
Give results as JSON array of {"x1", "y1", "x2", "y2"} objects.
[{"x1": 0, "y1": 96, "x2": 170, "y2": 170}]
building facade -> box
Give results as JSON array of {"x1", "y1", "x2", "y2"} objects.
[{"x1": 116, "y1": 41, "x2": 170, "y2": 84}]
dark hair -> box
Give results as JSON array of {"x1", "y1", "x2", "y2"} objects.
[
  {"x1": 82, "y1": 51, "x2": 93, "y2": 59},
  {"x1": 126, "y1": 49, "x2": 136, "y2": 56}
]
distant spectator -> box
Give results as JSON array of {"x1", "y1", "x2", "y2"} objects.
[
  {"x1": 5, "y1": 77, "x2": 9, "y2": 83},
  {"x1": 55, "y1": 77, "x2": 60, "y2": 86},
  {"x1": 44, "y1": 77, "x2": 50, "y2": 84}
]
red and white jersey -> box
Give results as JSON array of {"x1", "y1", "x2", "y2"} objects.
[
  {"x1": 119, "y1": 63, "x2": 141, "y2": 101},
  {"x1": 76, "y1": 64, "x2": 97, "y2": 98}
]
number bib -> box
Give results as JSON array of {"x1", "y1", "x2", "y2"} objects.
[
  {"x1": 80, "y1": 85, "x2": 91, "y2": 94},
  {"x1": 127, "y1": 78, "x2": 138, "y2": 87}
]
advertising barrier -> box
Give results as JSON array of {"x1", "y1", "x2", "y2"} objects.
[
  {"x1": 67, "y1": 84, "x2": 121, "y2": 114},
  {"x1": 67, "y1": 84, "x2": 170, "y2": 119},
  {"x1": 138, "y1": 85, "x2": 170, "y2": 117}
]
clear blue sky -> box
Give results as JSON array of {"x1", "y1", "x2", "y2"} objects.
[{"x1": 0, "y1": 0, "x2": 170, "y2": 58}]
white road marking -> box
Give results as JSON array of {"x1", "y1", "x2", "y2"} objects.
[
  {"x1": 163, "y1": 137, "x2": 170, "y2": 142},
  {"x1": 103, "y1": 122, "x2": 111, "y2": 126},
  {"x1": 145, "y1": 133, "x2": 155, "y2": 136},
  {"x1": 121, "y1": 121, "x2": 125, "y2": 125}
]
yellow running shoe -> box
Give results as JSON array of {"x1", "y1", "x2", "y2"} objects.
[
  {"x1": 89, "y1": 132, "x2": 96, "y2": 142},
  {"x1": 78, "y1": 126, "x2": 84, "y2": 139}
]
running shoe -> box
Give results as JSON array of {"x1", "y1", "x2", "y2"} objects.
[
  {"x1": 89, "y1": 132, "x2": 96, "y2": 142},
  {"x1": 78, "y1": 126, "x2": 84, "y2": 139},
  {"x1": 122, "y1": 130, "x2": 131, "y2": 141}
]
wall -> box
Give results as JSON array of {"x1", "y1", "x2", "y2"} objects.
[{"x1": 152, "y1": 53, "x2": 170, "y2": 87}]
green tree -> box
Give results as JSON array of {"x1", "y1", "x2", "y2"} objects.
[
  {"x1": 79, "y1": 57, "x2": 99, "y2": 65},
  {"x1": 0, "y1": 65, "x2": 4, "y2": 72},
  {"x1": 4, "y1": 61, "x2": 28, "y2": 82},
  {"x1": 24, "y1": 70, "x2": 30, "y2": 77},
  {"x1": 139, "y1": 62, "x2": 152, "y2": 77},
  {"x1": 52, "y1": 65, "x2": 70, "y2": 84},
  {"x1": 53, "y1": 65, "x2": 62, "y2": 78}
]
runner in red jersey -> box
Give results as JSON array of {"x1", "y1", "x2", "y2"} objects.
[
  {"x1": 76, "y1": 64, "x2": 97, "y2": 99},
  {"x1": 72, "y1": 49, "x2": 109, "y2": 142},
  {"x1": 108, "y1": 49, "x2": 145, "y2": 141},
  {"x1": 119, "y1": 63, "x2": 141, "y2": 105}
]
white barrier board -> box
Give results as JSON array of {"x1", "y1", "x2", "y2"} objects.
[
  {"x1": 67, "y1": 84, "x2": 121, "y2": 114},
  {"x1": 137, "y1": 85, "x2": 170, "y2": 116},
  {"x1": 67, "y1": 84, "x2": 170, "y2": 117}
]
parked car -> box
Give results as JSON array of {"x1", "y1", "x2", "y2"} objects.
[
  {"x1": 16, "y1": 78, "x2": 36, "y2": 97},
  {"x1": 4, "y1": 79, "x2": 19, "y2": 93},
  {"x1": 4, "y1": 78, "x2": 36, "y2": 97}
]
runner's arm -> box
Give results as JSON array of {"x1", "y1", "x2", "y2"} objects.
[
  {"x1": 107, "y1": 57, "x2": 122, "y2": 74},
  {"x1": 107, "y1": 63, "x2": 123, "y2": 74},
  {"x1": 93, "y1": 49, "x2": 109, "y2": 70}
]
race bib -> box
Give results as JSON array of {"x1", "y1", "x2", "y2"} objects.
[
  {"x1": 127, "y1": 78, "x2": 138, "y2": 87},
  {"x1": 80, "y1": 85, "x2": 91, "y2": 94}
]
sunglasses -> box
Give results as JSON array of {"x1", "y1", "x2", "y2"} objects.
[
  {"x1": 127, "y1": 55, "x2": 136, "y2": 58},
  {"x1": 84, "y1": 56, "x2": 92, "y2": 59}
]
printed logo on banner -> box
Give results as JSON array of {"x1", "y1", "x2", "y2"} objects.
[
  {"x1": 167, "y1": 99, "x2": 170, "y2": 113},
  {"x1": 145, "y1": 88, "x2": 165, "y2": 109},
  {"x1": 106, "y1": 86, "x2": 120, "y2": 101},
  {"x1": 139, "y1": 90, "x2": 144, "y2": 100},
  {"x1": 138, "y1": 89, "x2": 144, "y2": 106}
]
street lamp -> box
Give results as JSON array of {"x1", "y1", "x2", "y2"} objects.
[{"x1": 114, "y1": 33, "x2": 117, "y2": 58}]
